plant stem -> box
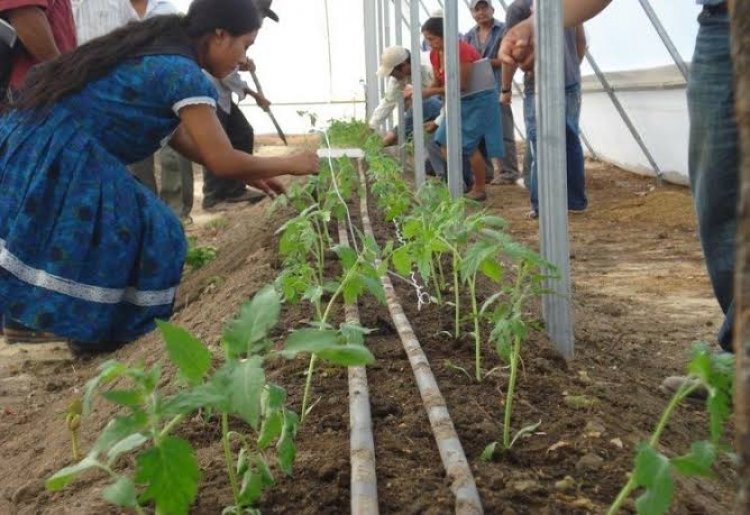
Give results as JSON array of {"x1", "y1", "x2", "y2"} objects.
[
  {"x1": 437, "y1": 256, "x2": 447, "y2": 291},
  {"x1": 222, "y1": 413, "x2": 241, "y2": 506},
  {"x1": 300, "y1": 354, "x2": 318, "y2": 423},
  {"x1": 430, "y1": 260, "x2": 443, "y2": 305},
  {"x1": 453, "y1": 251, "x2": 461, "y2": 340},
  {"x1": 606, "y1": 381, "x2": 699, "y2": 515},
  {"x1": 70, "y1": 430, "x2": 80, "y2": 461},
  {"x1": 503, "y1": 337, "x2": 522, "y2": 449},
  {"x1": 158, "y1": 415, "x2": 185, "y2": 440},
  {"x1": 469, "y1": 276, "x2": 481, "y2": 382}
]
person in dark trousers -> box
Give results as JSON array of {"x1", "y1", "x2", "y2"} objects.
[
  {"x1": 501, "y1": 0, "x2": 587, "y2": 218},
  {"x1": 463, "y1": 0, "x2": 519, "y2": 185},
  {"x1": 0, "y1": 0, "x2": 318, "y2": 355},
  {"x1": 500, "y1": 0, "x2": 737, "y2": 396},
  {"x1": 201, "y1": 0, "x2": 279, "y2": 210}
]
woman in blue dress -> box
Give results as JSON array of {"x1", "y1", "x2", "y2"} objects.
[{"x1": 0, "y1": 0, "x2": 318, "y2": 354}]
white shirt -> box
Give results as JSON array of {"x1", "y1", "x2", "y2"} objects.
[
  {"x1": 368, "y1": 64, "x2": 434, "y2": 130},
  {"x1": 207, "y1": 70, "x2": 250, "y2": 114},
  {"x1": 75, "y1": 0, "x2": 177, "y2": 44}
]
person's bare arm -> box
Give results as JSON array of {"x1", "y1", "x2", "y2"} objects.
[
  {"x1": 575, "y1": 24, "x2": 587, "y2": 63},
  {"x1": 500, "y1": 0, "x2": 611, "y2": 70},
  {"x1": 7, "y1": 6, "x2": 60, "y2": 62},
  {"x1": 170, "y1": 105, "x2": 318, "y2": 181},
  {"x1": 500, "y1": 59, "x2": 517, "y2": 104}
]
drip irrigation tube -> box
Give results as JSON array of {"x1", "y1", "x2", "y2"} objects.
[
  {"x1": 356, "y1": 158, "x2": 483, "y2": 515},
  {"x1": 337, "y1": 220, "x2": 379, "y2": 515}
]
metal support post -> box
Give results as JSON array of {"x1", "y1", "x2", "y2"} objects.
[
  {"x1": 377, "y1": 0, "x2": 386, "y2": 104},
  {"x1": 637, "y1": 0, "x2": 689, "y2": 81},
  {"x1": 444, "y1": 0, "x2": 463, "y2": 198},
  {"x1": 395, "y1": 0, "x2": 407, "y2": 166},
  {"x1": 585, "y1": 51, "x2": 663, "y2": 182},
  {"x1": 364, "y1": 0, "x2": 380, "y2": 120},
  {"x1": 383, "y1": 0, "x2": 392, "y2": 132},
  {"x1": 410, "y1": 0, "x2": 426, "y2": 186},
  {"x1": 535, "y1": 0, "x2": 574, "y2": 359}
]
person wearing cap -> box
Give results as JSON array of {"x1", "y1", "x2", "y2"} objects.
[
  {"x1": 463, "y1": 0, "x2": 519, "y2": 185},
  {"x1": 370, "y1": 45, "x2": 441, "y2": 147},
  {"x1": 200, "y1": 0, "x2": 280, "y2": 210}
]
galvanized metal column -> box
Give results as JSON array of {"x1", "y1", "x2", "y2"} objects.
[
  {"x1": 410, "y1": 0, "x2": 426, "y2": 186},
  {"x1": 637, "y1": 0, "x2": 689, "y2": 81},
  {"x1": 444, "y1": 0, "x2": 463, "y2": 198},
  {"x1": 535, "y1": 0, "x2": 574, "y2": 359},
  {"x1": 377, "y1": 0, "x2": 386, "y2": 102},
  {"x1": 364, "y1": 0, "x2": 380, "y2": 120},
  {"x1": 395, "y1": 0, "x2": 407, "y2": 165}
]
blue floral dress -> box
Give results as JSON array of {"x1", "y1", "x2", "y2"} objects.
[{"x1": 0, "y1": 54, "x2": 218, "y2": 346}]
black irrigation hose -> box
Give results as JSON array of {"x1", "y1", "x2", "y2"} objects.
[{"x1": 356, "y1": 159, "x2": 484, "y2": 515}]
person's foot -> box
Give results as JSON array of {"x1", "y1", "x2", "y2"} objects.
[
  {"x1": 569, "y1": 207, "x2": 588, "y2": 215},
  {"x1": 659, "y1": 376, "x2": 708, "y2": 403},
  {"x1": 526, "y1": 209, "x2": 539, "y2": 220},
  {"x1": 465, "y1": 190, "x2": 488, "y2": 202},
  {"x1": 224, "y1": 189, "x2": 265, "y2": 204},
  {"x1": 490, "y1": 174, "x2": 518, "y2": 186},
  {"x1": 3, "y1": 318, "x2": 63, "y2": 344},
  {"x1": 67, "y1": 340, "x2": 127, "y2": 359}
]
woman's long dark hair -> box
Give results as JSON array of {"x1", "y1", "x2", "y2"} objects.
[
  {"x1": 15, "y1": 0, "x2": 261, "y2": 113},
  {"x1": 421, "y1": 17, "x2": 444, "y2": 38}
]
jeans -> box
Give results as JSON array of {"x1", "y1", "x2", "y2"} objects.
[
  {"x1": 525, "y1": 83, "x2": 587, "y2": 212},
  {"x1": 499, "y1": 103, "x2": 519, "y2": 178},
  {"x1": 688, "y1": 10, "x2": 738, "y2": 352},
  {"x1": 403, "y1": 96, "x2": 443, "y2": 138},
  {"x1": 129, "y1": 147, "x2": 194, "y2": 219},
  {"x1": 203, "y1": 102, "x2": 252, "y2": 208},
  {"x1": 426, "y1": 136, "x2": 480, "y2": 189}
]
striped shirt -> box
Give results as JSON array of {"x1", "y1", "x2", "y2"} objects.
[{"x1": 75, "y1": 0, "x2": 176, "y2": 44}]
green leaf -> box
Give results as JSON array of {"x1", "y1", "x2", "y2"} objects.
[
  {"x1": 46, "y1": 456, "x2": 100, "y2": 491},
  {"x1": 223, "y1": 285, "x2": 281, "y2": 356},
  {"x1": 157, "y1": 320, "x2": 212, "y2": 386},
  {"x1": 102, "y1": 476, "x2": 138, "y2": 508},
  {"x1": 90, "y1": 414, "x2": 149, "y2": 458},
  {"x1": 332, "y1": 244, "x2": 358, "y2": 269},
  {"x1": 339, "y1": 323, "x2": 373, "y2": 347},
  {"x1": 633, "y1": 444, "x2": 674, "y2": 515},
  {"x1": 227, "y1": 357, "x2": 266, "y2": 430},
  {"x1": 671, "y1": 441, "x2": 717, "y2": 478},
  {"x1": 257, "y1": 410, "x2": 284, "y2": 450},
  {"x1": 238, "y1": 455, "x2": 275, "y2": 507},
  {"x1": 479, "y1": 258, "x2": 504, "y2": 283},
  {"x1": 107, "y1": 433, "x2": 149, "y2": 465},
  {"x1": 391, "y1": 246, "x2": 414, "y2": 276},
  {"x1": 163, "y1": 383, "x2": 230, "y2": 416},
  {"x1": 83, "y1": 361, "x2": 127, "y2": 416},
  {"x1": 101, "y1": 389, "x2": 144, "y2": 408},
  {"x1": 360, "y1": 275, "x2": 386, "y2": 304},
  {"x1": 283, "y1": 329, "x2": 340, "y2": 358},
  {"x1": 135, "y1": 436, "x2": 200, "y2": 514},
  {"x1": 262, "y1": 383, "x2": 287, "y2": 412},
  {"x1": 319, "y1": 345, "x2": 375, "y2": 367},
  {"x1": 277, "y1": 410, "x2": 299, "y2": 475},
  {"x1": 480, "y1": 442, "x2": 498, "y2": 462}
]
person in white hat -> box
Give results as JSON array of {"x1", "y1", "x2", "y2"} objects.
[{"x1": 369, "y1": 45, "x2": 442, "y2": 147}]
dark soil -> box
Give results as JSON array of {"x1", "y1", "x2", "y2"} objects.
[{"x1": 0, "y1": 146, "x2": 734, "y2": 514}]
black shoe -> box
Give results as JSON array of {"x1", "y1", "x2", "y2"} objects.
[{"x1": 67, "y1": 340, "x2": 128, "y2": 358}]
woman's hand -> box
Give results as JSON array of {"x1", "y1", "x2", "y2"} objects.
[
  {"x1": 249, "y1": 178, "x2": 286, "y2": 198},
  {"x1": 424, "y1": 121, "x2": 438, "y2": 134},
  {"x1": 288, "y1": 151, "x2": 320, "y2": 176}
]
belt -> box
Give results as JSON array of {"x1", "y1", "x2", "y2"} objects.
[{"x1": 704, "y1": 2, "x2": 727, "y2": 15}]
